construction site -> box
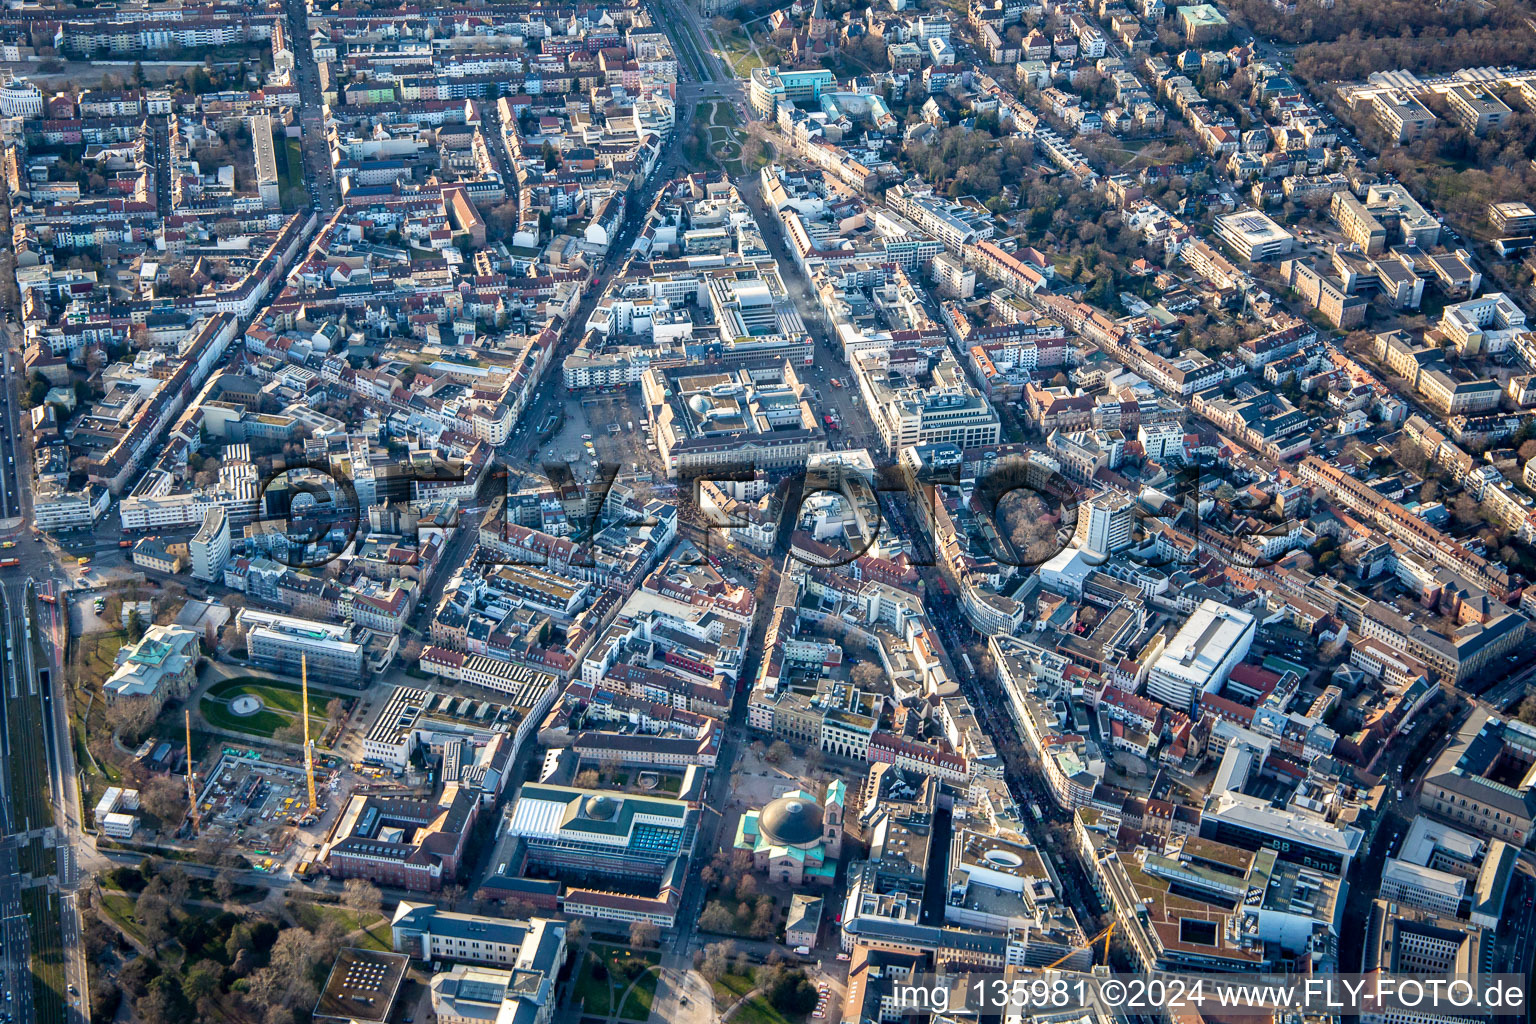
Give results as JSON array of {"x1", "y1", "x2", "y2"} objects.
[
  {"x1": 190, "y1": 752, "x2": 333, "y2": 863},
  {"x1": 184, "y1": 658, "x2": 344, "y2": 870}
]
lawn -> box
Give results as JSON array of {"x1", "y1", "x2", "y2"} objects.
[
  {"x1": 200, "y1": 677, "x2": 338, "y2": 738},
  {"x1": 709, "y1": 970, "x2": 801, "y2": 1024},
  {"x1": 721, "y1": 35, "x2": 765, "y2": 77},
  {"x1": 76, "y1": 631, "x2": 126, "y2": 681},
  {"x1": 711, "y1": 971, "x2": 756, "y2": 1008},
  {"x1": 199, "y1": 697, "x2": 288, "y2": 736},
  {"x1": 99, "y1": 891, "x2": 147, "y2": 944},
  {"x1": 708, "y1": 100, "x2": 741, "y2": 128},
  {"x1": 573, "y1": 952, "x2": 614, "y2": 1017},
  {"x1": 734, "y1": 995, "x2": 799, "y2": 1024},
  {"x1": 575, "y1": 944, "x2": 660, "y2": 1019},
  {"x1": 23, "y1": 887, "x2": 66, "y2": 1024},
  {"x1": 289, "y1": 899, "x2": 391, "y2": 949},
  {"x1": 277, "y1": 132, "x2": 304, "y2": 212},
  {"x1": 618, "y1": 962, "x2": 661, "y2": 1022},
  {"x1": 696, "y1": 101, "x2": 763, "y2": 176},
  {"x1": 348, "y1": 919, "x2": 393, "y2": 952}
]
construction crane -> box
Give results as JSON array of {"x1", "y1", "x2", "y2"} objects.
[
  {"x1": 301, "y1": 654, "x2": 319, "y2": 823},
  {"x1": 1044, "y1": 923, "x2": 1115, "y2": 971},
  {"x1": 184, "y1": 709, "x2": 200, "y2": 835}
]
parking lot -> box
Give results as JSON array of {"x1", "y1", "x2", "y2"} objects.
[{"x1": 527, "y1": 391, "x2": 661, "y2": 487}]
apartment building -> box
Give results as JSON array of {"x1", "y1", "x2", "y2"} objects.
[{"x1": 189, "y1": 505, "x2": 230, "y2": 582}]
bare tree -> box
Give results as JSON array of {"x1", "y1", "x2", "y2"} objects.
[
  {"x1": 699, "y1": 940, "x2": 737, "y2": 980},
  {"x1": 141, "y1": 776, "x2": 187, "y2": 826},
  {"x1": 341, "y1": 878, "x2": 382, "y2": 923},
  {"x1": 272, "y1": 723, "x2": 305, "y2": 745},
  {"x1": 629, "y1": 920, "x2": 660, "y2": 949},
  {"x1": 698, "y1": 902, "x2": 736, "y2": 934},
  {"x1": 106, "y1": 696, "x2": 158, "y2": 745},
  {"x1": 849, "y1": 662, "x2": 884, "y2": 690},
  {"x1": 267, "y1": 928, "x2": 319, "y2": 979},
  {"x1": 137, "y1": 891, "x2": 172, "y2": 947}
]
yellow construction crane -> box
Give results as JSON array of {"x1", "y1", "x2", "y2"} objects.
[
  {"x1": 184, "y1": 709, "x2": 200, "y2": 835},
  {"x1": 302, "y1": 655, "x2": 319, "y2": 821},
  {"x1": 1044, "y1": 923, "x2": 1114, "y2": 971}
]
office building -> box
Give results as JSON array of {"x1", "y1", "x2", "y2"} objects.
[
  {"x1": 748, "y1": 66, "x2": 836, "y2": 118},
  {"x1": 1421, "y1": 709, "x2": 1536, "y2": 846},
  {"x1": 313, "y1": 950, "x2": 409, "y2": 1024},
  {"x1": 1446, "y1": 84, "x2": 1511, "y2": 136},
  {"x1": 430, "y1": 960, "x2": 561, "y2": 1024},
  {"x1": 1202, "y1": 789, "x2": 1363, "y2": 876},
  {"x1": 1176, "y1": 3, "x2": 1228, "y2": 42},
  {"x1": 862, "y1": 349, "x2": 1001, "y2": 453},
  {"x1": 392, "y1": 904, "x2": 566, "y2": 970},
  {"x1": 643, "y1": 365, "x2": 826, "y2": 480},
  {"x1": 1331, "y1": 185, "x2": 1440, "y2": 256},
  {"x1": 1146, "y1": 600, "x2": 1256, "y2": 711},
  {"x1": 1215, "y1": 210, "x2": 1294, "y2": 262},
  {"x1": 236, "y1": 607, "x2": 367, "y2": 681},
  {"x1": 323, "y1": 787, "x2": 479, "y2": 891},
  {"x1": 1489, "y1": 201, "x2": 1536, "y2": 235},
  {"x1": 1371, "y1": 90, "x2": 1437, "y2": 142},
  {"x1": 504, "y1": 784, "x2": 697, "y2": 881},
  {"x1": 362, "y1": 684, "x2": 555, "y2": 805},
  {"x1": 0, "y1": 74, "x2": 43, "y2": 118}
]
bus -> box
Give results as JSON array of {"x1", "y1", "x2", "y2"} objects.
[{"x1": 0, "y1": 558, "x2": 18, "y2": 569}]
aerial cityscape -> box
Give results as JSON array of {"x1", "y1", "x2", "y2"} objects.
[{"x1": 0, "y1": 0, "x2": 1533, "y2": 1019}]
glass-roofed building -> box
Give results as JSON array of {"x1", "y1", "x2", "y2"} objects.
[{"x1": 503, "y1": 783, "x2": 697, "y2": 880}]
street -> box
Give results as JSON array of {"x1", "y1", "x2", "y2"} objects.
[
  {"x1": 285, "y1": 0, "x2": 339, "y2": 215},
  {"x1": 0, "y1": 349, "x2": 24, "y2": 525}
]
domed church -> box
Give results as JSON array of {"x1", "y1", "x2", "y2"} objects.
[{"x1": 734, "y1": 782, "x2": 846, "y2": 886}]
